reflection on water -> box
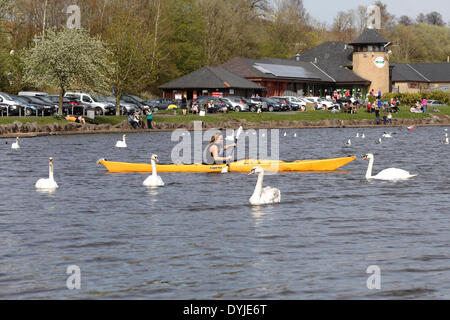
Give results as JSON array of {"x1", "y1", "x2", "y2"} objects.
[{"x1": 0, "y1": 126, "x2": 449, "y2": 299}]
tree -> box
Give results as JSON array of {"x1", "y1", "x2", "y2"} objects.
[
  {"x1": 398, "y1": 15, "x2": 413, "y2": 26},
  {"x1": 23, "y1": 28, "x2": 112, "y2": 113},
  {"x1": 416, "y1": 13, "x2": 426, "y2": 24},
  {"x1": 426, "y1": 11, "x2": 445, "y2": 26},
  {"x1": 332, "y1": 11, "x2": 356, "y2": 42}
]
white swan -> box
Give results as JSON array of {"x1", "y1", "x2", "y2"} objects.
[
  {"x1": 115, "y1": 134, "x2": 127, "y2": 148},
  {"x1": 376, "y1": 138, "x2": 382, "y2": 144},
  {"x1": 283, "y1": 132, "x2": 287, "y2": 137},
  {"x1": 442, "y1": 134, "x2": 449, "y2": 145},
  {"x1": 248, "y1": 167, "x2": 281, "y2": 205},
  {"x1": 143, "y1": 154, "x2": 164, "y2": 187},
  {"x1": 362, "y1": 133, "x2": 365, "y2": 139},
  {"x1": 294, "y1": 133, "x2": 297, "y2": 137},
  {"x1": 382, "y1": 132, "x2": 393, "y2": 138},
  {"x1": 362, "y1": 154, "x2": 417, "y2": 181},
  {"x1": 35, "y1": 157, "x2": 59, "y2": 189},
  {"x1": 11, "y1": 137, "x2": 20, "y2": 149},
  {"x1": 344, "y1": 139, "x2": 351, "y2": 146},
  {"x1": 356, "y1": 132, "x2": 359, "y2": 138}
]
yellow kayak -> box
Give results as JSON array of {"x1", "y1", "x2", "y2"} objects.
[{"x1": 97, "y1": 157, "x2": 356, "y2": 173}]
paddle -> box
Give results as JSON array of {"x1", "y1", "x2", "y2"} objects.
[{"x1": 221, "y1": 125, "x2": 243, "y2": 173}]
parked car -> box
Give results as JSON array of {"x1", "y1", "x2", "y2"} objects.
[
  {"x1": 104, "y1": 96, "x2": 137, "y2": 115},
  {"x1": 428, "y1": 100, "x2": 446, "y2": 107},
  {"x1": 0, "y1": 92, "x2": 24, "y2": 116},
  {"x1": 248, "y1": 97, "x2": 282, "y2": 112},
  {"x1": 47, "y1": 95, "x2": 86, "y2": 115},
  {"x1": 10, "y1": 95, "x2": 40, "y2": 116},
  {"x1": 300, "y1": 97, "x2": 319, "y2": 109},
  {"x1": 194, "y1": 96, "x2": 225, "y2": 113},
  {"x1": 220, "y1": 96, "x2": 249, "y2": 112},
  {"x1": 242, "y1": 97, "x2": 263, "y2": 112},
  {"x1": 12, "y1": 96, "x2": 58, "y2": 116},
  {"x1": 121, "y1": 94, "x2": 151, "y2": 112},
  {"x1": 281, "y1": 96, "x2": 306, "y2": 111},
  {"x1": 18, "y1": 91, "x2": 49, "y2": 97},
  {"x1": 315, "y1": 98, "x2": 340, "y2": 111},
  {"x1": 270, "y1": 97, "x2": 292, "y2": 111},
  {"x1": 146, "y1": 98, "x2": 175, "y2": 111},
  {"x1": 64, "y1": 92, "x2": 115, "y2": 115}
]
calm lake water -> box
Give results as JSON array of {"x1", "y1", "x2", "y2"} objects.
[{"x1": 0, "y1": 126, "x2": 449, "y2": 299}]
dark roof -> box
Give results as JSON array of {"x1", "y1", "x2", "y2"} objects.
[
  {"x1": 409, "y1": 63, "x2": 450, "y2": 82},
  {"x1": 295, "y1": 41, "x2": 353, "y2": 67},
  {"x1": 159, "y1": 66, "x2": 264, "y2": 90},
  {"x1": 220, "y1": 57, "x2": 332, "y2": 82},
  {"x1": 391, "y1": 63, "x2": 429, "y2": 82},
  {"x1": 349, "y1": 28, "x2": 389, "y2": 45},
  {"x1": 294, "y1": 42, "x2": 370, "y2": 84},
  {"x1": 391, "y1": 63, "x2": 450, "y2": 83}
]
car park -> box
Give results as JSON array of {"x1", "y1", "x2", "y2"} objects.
[
  {"x1": 248, "y1": 97, "x2": 282, "y2": 112},
  {"x1": 121, "y1": 94, "x2": 151, "y2": 112},
  {"x1": 220, "y1": 96, "x2": 249, "y2": 112},
  {"x1": 0, "y1": 92, "x2": 27, "y2": 116},
  {"x1": 47, "y1": 95, "x2": 86, "y2": 115},
  {"x1": 428, "y1": 100, "x2": 446, "y2": 107},
  {"x1": 146, "y1": 98, "x2": 175, "y2": 111},
  {"x1": 194, "y1": 96, "x2": 225, "y2": 113},
  {"x1": 270, "y1": 97, "x2": 294, "y2": 111},
  {"x1": 104, "y1": 96, "x2": 137, "y2": 115},
  {"x1": 281, "y1": 96, "x2": 307, "y2": 111},
  {"x1": 21, "y1": 95, "x2": 58, "y2": 115},
  {"x1": 64, "y1": 92, "x2": 115, "y2": 115},
  {"x1": 18, "y1": 91, "x2": 49, "y2": 97},
  {"x1": 10, "y1": 95, "x2": 40, "y2": 116}
]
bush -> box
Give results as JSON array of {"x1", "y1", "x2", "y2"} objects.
[{"x1": 381, "y1": 91, "x2": 449, "y2": 105}]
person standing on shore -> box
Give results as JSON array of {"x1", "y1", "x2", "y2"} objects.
[
  {"x1": 181, "y1": 96, "x2": 187, "y2": 116},
  {"x1": 375, "y1": 107, "x2": 380, "y2": 125},
  {"x1": 422, "y1": 98, "x2": 428, "y2": 114},
  {"x1": 146, "y1": 108, "x2": 153, "y2": 129}
]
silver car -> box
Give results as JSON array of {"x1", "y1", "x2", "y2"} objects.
[
  {"x1": 104, "y1": 96, "x2": 137, "y2": 115},
  {"x1": 220, "y1": 96, "x2": 249, "y2": 112}
]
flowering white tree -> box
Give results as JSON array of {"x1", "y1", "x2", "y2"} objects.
[{"x1": 23, "y1": 28, "x2": 112, "y2": 114}]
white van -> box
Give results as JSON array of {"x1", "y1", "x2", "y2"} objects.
[
  {"x1": 18, "y1": 91, "x2": 49, "y2": 97},
  {"x1": 64, "y1": 92, "x2": 115, "y2": 115}
]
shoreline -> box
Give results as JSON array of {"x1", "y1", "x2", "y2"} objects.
[{"x1": 1, "y1": 116, "x2": 449, "y2": 138}]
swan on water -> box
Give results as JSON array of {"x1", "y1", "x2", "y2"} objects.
[
  {"x1": 382, "y1": 132, "x2": 393, "y2": 138},
  {"x1": 376, "y1": 138, "x2": 382, "y2": 144},
  {"x1": 442, "y1": 134, "x2": 449, "y2": 145},
  {"x1": 294, "y1": 133, "x2": 297, "y2": 137},
  {"x1": 35, "y1": 157, "x2": 59, "y2": 190},
  {"x1": 362, "y1": 154, "x2": 417, "y2": 181},
  {"x1": 115, "y1": 134, "x2": 127, "y2": 148},
  {"x1": 361, "y1": 133, "x2": 365, "y2": 139},
  {"x1": 284, "y1": 132, "x2": 287, "y2": 137},
  {"x1": 248, "y1": 167, "x2": 280, "y2": 205},
  {"x1": 11, "y1": 137, "x2": 20, "y2": 149},
  {"x1": 356, "y1": 133, "x2": 360, "y2": 138},
  {"x1": 344, "y1": 139, "x2": 351, "y2": 146},
  {"x1": 143, "y1": 154, "x2": 165, "y2": 187}
]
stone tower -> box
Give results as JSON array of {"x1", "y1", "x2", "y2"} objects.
[{"x1": 349, "y1": 29, "x2": 391, "y2": 94}]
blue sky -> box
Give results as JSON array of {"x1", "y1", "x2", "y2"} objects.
[{"x1": 302, "y1": 0, "x2": 449, "y2": 26}]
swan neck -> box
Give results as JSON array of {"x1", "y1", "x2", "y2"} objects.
[
  {"x1": 151, "y1": 159, "x2": 157, "y2": 176},
  {"x1": 252, "y1": 171, "x2": 264, "y2": 198},
  {"x1": 49, "y1": 164, "x2": 54, "y2": 181},
  {"x1": 366, "y1": 157, "x2": 374, "y2": 179}
]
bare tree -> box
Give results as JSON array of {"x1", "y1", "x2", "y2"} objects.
[
  {"x1": 398, "y1": 15, "x2": 413, "y2": 26},
  {"x1": 426, "y1": 11, "x2": 445, "y2": 26}
]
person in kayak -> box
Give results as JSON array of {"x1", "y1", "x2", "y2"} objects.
[{"x1": 205, "y1": 133, "x2": 236, "y2": 164}]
